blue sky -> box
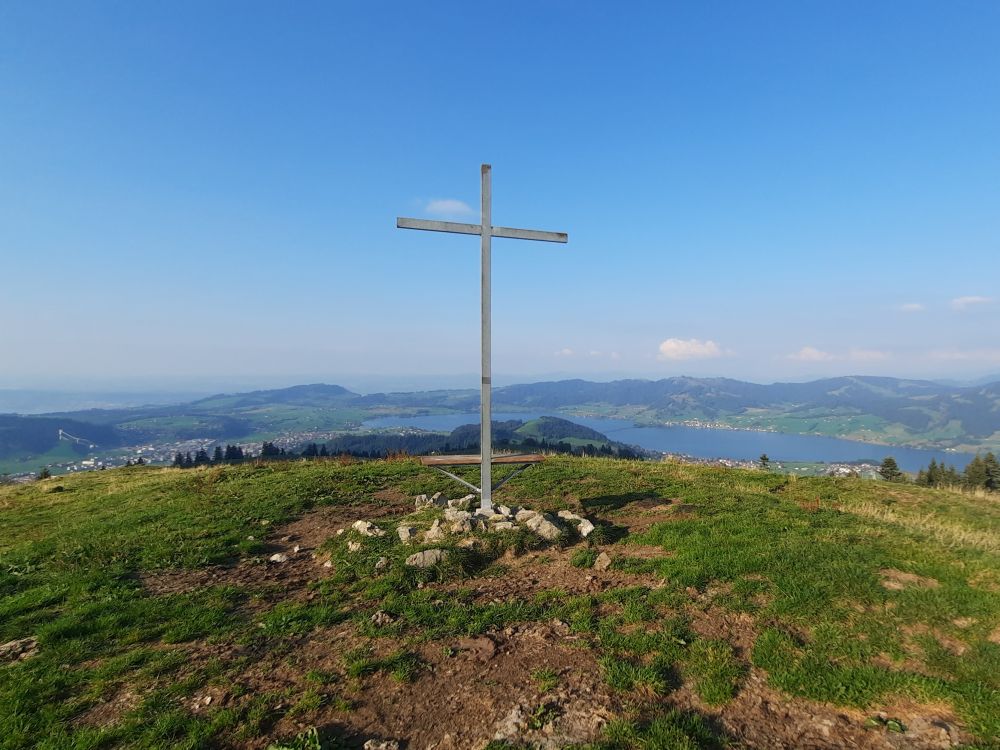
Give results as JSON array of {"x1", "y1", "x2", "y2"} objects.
[{"x1": 2, "y1": 1, "x2": 999, "y2": 390}]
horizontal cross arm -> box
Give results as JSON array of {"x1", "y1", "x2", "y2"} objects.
[
  {"x1": 397, "y1": 217, "x2": 568, "y2": 244},
  {"x1": 491, "y1": 225, "x2": 567, "y2": 243},
  {"x1": 397, "y1": 217, "x2": 481, "y2": 235}
]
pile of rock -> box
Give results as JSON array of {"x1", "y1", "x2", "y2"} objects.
[
  {"x1": 409, "y1": 495, "x2": 596, "y2": 544},
  {"x1": 339, "y1": 497, "x2": 598, "y2": 570}
]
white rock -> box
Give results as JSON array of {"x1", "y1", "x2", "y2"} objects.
[
  {"x1": 375, "y1": 556, "x2": 389, "y2": 571},
  {"x1": 594, "y1": 551, "x2": 612, "y2": 571},
  {"x1": 397, "y1": 525, "x2": 417, "y2": 543},
  {"x1": 515, "y1": 508, "x2": 540, "y2": 523},
  {"x1": 525, "y1": 513, "x2": 562, "y2": 541},
  {"x1": 323, "y1": 560, "x2": 334, "y2": 568},
  {"x1": 557, "y1": 510, "x2": 596, "y2": 538},
  {"x1": 363, "y1": 740, "x2": 400, "y2": 750},
  {"x1": 448, "y1": 495, "x2": 473, "y2": 510},
  {"x1": 496, "y1": 505, "x2": 513, "y2": 517},
  {"x1": 444, "y1": 508, "x2": 472, "y2": 523},
  {"x1": 424, "y1": 519, "x2": 446, "y2": 542},
  {"x1": 417, "y1": 493, "x2": 447, "y2": 509},
  {"x1": 451, "y1": 520, "x2": 473, "y2": 533},
  {"x1": 292, "y1": 545, "x2": 301, "y2": 553},
  {"x1": 347, "y1": 541, "x2": 362, "y2": 553},
  {"x1": 352, "y1": 520, "x2": 386, "y2": 537},
  {"x1": 405, "y1": 549, "x2": 448, "y2": 568},
  {"x1": 269, "y1": 553, "x2": 289, "y2": 563},
  {"x1": 371, "y1": 610, "x2": 394, "y2": 626},
  {"x1": 490, "y1": 521, "x2": 516, "y2": 532}
]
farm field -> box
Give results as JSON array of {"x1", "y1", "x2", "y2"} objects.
[{"x1": 1, "y1": 456, "x2": 998, "y2": 749}]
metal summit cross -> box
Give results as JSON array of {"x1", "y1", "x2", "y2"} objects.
[{"x1": 396, "y1": 164, "x2": 568, "y2": 511}]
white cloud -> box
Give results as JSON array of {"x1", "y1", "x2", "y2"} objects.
[
  {"x1": 786, "y1": 346, "x2": 835, "y2": 362},
  {"x1": 554, "y1": 347, "x2": 574, "y2": 357},
  {"x1": 610, "y1": 351, "x2": 621, "y2": 361},
  {"x1": 657, "y1": 338, "x2": 722, "y2": 361},
  {"x1": 951, "y1": 296, "x2": 993, "y2": 311},
  {"x1": 848, "y1": 348, "x2": 890, "y2": 362},
  {"x1": 588, "y1": 350, "x2": 602, "y2": 357},
  {"x1": 899, "y1": 303, "x2": 924, "y2": 313},
  {"x1": 425, "y1": 198, "x2": 476, "y2": 217},
  {"x1": 929, "y1": 348, "x2": 1000, "y2": 362}
]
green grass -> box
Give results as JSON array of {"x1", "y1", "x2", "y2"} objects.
[{"x1": 2, "y1": 456, "x2": 999, "y2": 748}]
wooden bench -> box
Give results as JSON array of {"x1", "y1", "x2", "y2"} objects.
[{"x1": 418, "y1": 453, "x2": 545, "y2": 495}]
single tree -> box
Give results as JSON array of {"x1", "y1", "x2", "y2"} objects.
[
  {"x1": 878, "y1": 456, "x2": 905, "y2": 483},
  {"x1": 984, "y1": 452, "x2": 1000, "y2": 492},
  {"x1": 964, "y1": 455, "x2": 988, "y2": 489},
  {"x1": 38, "y1": 467, "x2": 52, "y2": 480},
  {"x1": 212, "y1": 446, "x2": 224, "y2": 464},
  {"x1": 759, "y1": 453, "x2": 770, "y2": 470}
]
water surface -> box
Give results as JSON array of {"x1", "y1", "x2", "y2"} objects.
[{"x1": 362, "y1": 412, "x2": 975, "y2": 473}]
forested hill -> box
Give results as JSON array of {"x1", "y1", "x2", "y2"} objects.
[
  {"x1": 317, "y1": 416, "x2": 646, "y2": 459},
  {"x1": 5, "y1": 375, "x2": 1000, "y2": 471},
  {"x1": 492, "y1": 376, "x2": 1000, "y2": 451}
]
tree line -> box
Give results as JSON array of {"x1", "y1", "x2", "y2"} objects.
[
  {"x1": 172, "y1": 444, "x2": 252, "y2": 468},
  {"x1": 878, "y1": 452, "x2": 1000, "y2": 491}
]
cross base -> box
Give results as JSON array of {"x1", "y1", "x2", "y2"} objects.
[{"x1": 418, "y1": 454, "x2": 545, "y2": 510}]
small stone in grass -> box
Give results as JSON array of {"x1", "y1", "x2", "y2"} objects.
[
  {"x1": 405, "y1": 549, "x2": 448, "y2": 568},
  {"x1": 594, "y1": 552, "x2": 612, "y2": 571},
  {"x1": 269, "y1": 553, "x2": 289, "y2": 563},
  {"x1": 352, "y1": 520, "x2": 386, "y2": 537},
  {"x1": 397, "y1": 525, "x2": 417, "y2": 543}
]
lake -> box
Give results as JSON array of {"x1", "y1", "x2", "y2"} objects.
[{"x1": 362, "y1": 412, "x2": 976, "y2": 473}]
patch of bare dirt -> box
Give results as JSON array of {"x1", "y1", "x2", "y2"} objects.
[
  {"x1": 141, "y1": 503, "x2": 408, "y2": 600},
  {"x1": 0, "y1": 636, "x2": 38, "y2": 664},
  {"x1": 197, "y1": 620, "x2": 617, "y2": 750},
  {"x1": 609, "y1": 498, "x2": 697, "y2": 534},
  {"x1": 879, "y1": 569, "x2": 940, "y2": 591},
  {"x1": 441, "y1": 545, "x2": 668, "y2": 602},
  {"x1": 688, "y1": 605, "x2": 758, "y2": 655},
  {"x1": 73, "y1": 686, "x2": 140, "y2": 728},
  {"x1": 669, "y1": 668, "x2": 968, "y2": 750},
  {"x1": 989, "y1": 624, "x2": 1000, "y2": 645},
  {"x1": 901, "y1": 624, "x2": 969, "y2": 657}
]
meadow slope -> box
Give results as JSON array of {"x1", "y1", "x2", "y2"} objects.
[{"x1": 1, "y1": 457, "x2": 999, "y2": 749}]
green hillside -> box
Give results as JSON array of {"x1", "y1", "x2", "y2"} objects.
[{"x1": 2, "y1": 456, "x2": 998, "y2": 748}]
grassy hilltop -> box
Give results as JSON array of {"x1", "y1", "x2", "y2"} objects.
[{"x1": 1, "y1": 457, "x2": 999, "y2": 749}]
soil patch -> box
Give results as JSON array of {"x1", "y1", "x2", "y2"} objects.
[
  {"x1": 879, "y1": 569, "x2": 940, "y2": 591},
  {"x1": 610, "y1": 498, "x2": 697, "y2": 534},
  {"x1": 142, "y1": 503, "x2": 407, "y2": 600},
  {"x1": 202, "y1": 620, "x2": 617, "y2": 749},
  {"x1": 74, "y1": 686, "x2": 140, "y2": 728},
  {"x1": 669, "y1": 668, "x2": 968, "y2": 750},
  {"x1": 441, "y1": 545, "x2": 668, "y2": 602}
]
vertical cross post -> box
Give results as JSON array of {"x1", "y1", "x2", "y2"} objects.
[
  {"x1": 395, "y1": 165, "x2": 567, "y2": 511},
  {"x1": 480, "y1": 165, "x2": 493, "y2": 511}
]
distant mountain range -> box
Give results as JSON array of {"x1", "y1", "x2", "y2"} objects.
[{"x1": 3, "y1": 375, "x2": 999, "y2": 474}]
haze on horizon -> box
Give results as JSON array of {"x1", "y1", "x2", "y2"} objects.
[{"x1": 3, "y1": 2, "x2": 998, "y2": 388}]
